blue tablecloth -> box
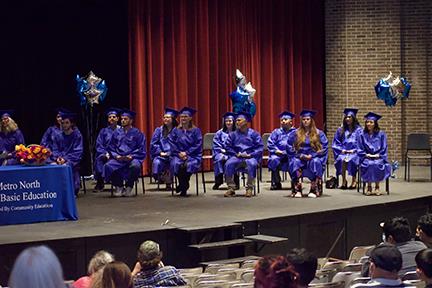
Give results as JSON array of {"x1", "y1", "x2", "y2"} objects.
[{"x1": 0, "y1": 165, "x2": 78, "y2": 225}]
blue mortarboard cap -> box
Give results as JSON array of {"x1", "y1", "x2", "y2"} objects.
[
  {"x1": 164, "y1": 108, "x2": 179, "y2": 118},
  {"x1": 343, "y1": 108, "x2": 358, "y2": 117},
  {"x1": 299, "y1": 109, "x2": 317, "y2": 118},
  {"x1": 235, "y1": 111, "x2": 252, "y2": 122},
  {"x1": 179, "y1": 107, "x2": 197, "y2": 117},
  {"x1": 222, "y1": 112, "x2": 236, "y2": 120},
  {"x1": 121, "y1": 109, "x2": 136, "y2": 119},
  {"x1": 364, "y1": 112, "x2": 382, "y2": 121},
  {"x1": 54, "y1": 108, "x2": 71, "y2": 115},
  {"x1": 60, "y1": 112, "x2": 77, "y2": 121},
  {"x1": 278, "y1": 111, "x2": 295, "y2": 119},
  {"x1": 105, "y1": 108, "x2": 120, "y2": 117},
  {"x1": 0, "y1": 110, "x2": 14, "y2": 118}
]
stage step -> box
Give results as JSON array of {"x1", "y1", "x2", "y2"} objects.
[
  {"x1": 244, "y1": 234, "x2": 288, "y2": 244},
  {"x1": 200, "y1": 255, "x2": 260, "y2": 267},
  {"x1": 178, "y1": 222, "x2": 242, "y2": 233},
  {"x1": 189, "y1": 239, "x2": 253, "y2": 250}
]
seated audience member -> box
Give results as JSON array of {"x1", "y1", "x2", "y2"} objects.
[
  {"x1": 104, "y1": 109, "x2": 146, "y2": 197},
  {"x1": 416, "y1": 213, "x2": 432, "y2": 248},
  {"x1": 224, "y1": 112, "x2": 263, "y2": 198},
  {"x1": 73, "y1": 250, "x2": 114, "y2": 288},
  {"x1": 382, "y1": 217, "x2": 427, "y2": 276},
  {"x1": 254, "y1": 256, "x2": 299, "y2": 288},
  {"x1": 169, "y1": 107, "x2": 202, "y2": 197},
  {"x1": 268, "y1": 111, "x2": 296, "y2": 190},
  {"x1": 285, "y1": 248, "x2": 318, "y2": 288},
  {"x1": 150, "y1": 108, "x2": 178, "y2": 190},
  {"x1": 93, "y1": 108, "x2": 120, "y2": 192},
  {"x1": 0, "y1": 110, "x2": 25, "y2": 165},
  {"x1": 41, "y1": 108, "x2": 69, "y2": 151},
  {"x1": 212, "y1": 112, "x2": 237, "y2": 190},
  {"x1": 353, "y1": 244, "x2": 415, "y2": 288},
  {"x1": 8, "y1": 245, "x2": 65, "y2": 288},
  {"x1": 415, "y1": 248, "x2": 432, "y2": 288},
  {"x1": 50, "y1": 112, "x2": 83, "y2": 196},
  {"x1": 131, "y1": 240, "x2": 186, "y2": 288},
  {"x1": 332, "y1": 108, "x2": 362, "y2": 189},
  {"x1": 287, "y1": 109, "x2": 328, "y2": 198},
  {"x1": 357, "y1": 112, "x2": 391, "y2": 196},
  {"x1": 102, "y1": 261, "x2": 133, "y2": 288}
]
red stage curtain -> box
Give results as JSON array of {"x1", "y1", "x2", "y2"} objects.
[{"x1": 129, "y1": 0, "x2": 324, "y2": 173}]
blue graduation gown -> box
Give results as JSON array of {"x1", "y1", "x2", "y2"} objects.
[
  {"x1": 287, "y1": 129, "x2": 328, "y2": 180},
  {"x1": 212, "y1": 129, "x2": 230, "y2": 176},
  {"x1": 224, "y1": 128, "x2": 263, "y2": 178},
  {"x1": 0, "y1": 129, "x2": 25, "y2": 165},
  {"x1": 40, "y1": 126, "x2": 62, "y2": 151},
  {"x1": 357, "y1": 130, "x2": 391, "y2": 182},
  {"x1": 169, "y1": 126, "x2": 202, "y2": 174},
  {"x1": 51, "y1": 128, "x2": 83, "y2": 191},
  {"x1": 267, "y1": 127, "x2": 296, "y2": 172},
  {"x1": 150, "y1": 126, "x2": 173, "y2": 176},
  {"x1": 332, "y1": 126, "x2": 362, "y2": 176},
  {"x1": 104, "y1": 127, "x2": 146, "y2": 184},
  {"x1": 94, "y1": 126, "x2": 118, "y2": 177}
]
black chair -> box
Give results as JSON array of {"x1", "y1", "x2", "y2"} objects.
[
  {"x1": 404, "y1": 133, "x2": 432, "y2": 182},
  {"x1": 201, "y1": 132, "x2": 216, "y2": 192},
  {"x1": 357, "y1": 161, "x2": 390, "y2": 195},
  {"x1": 110, "y1": 162, "x2": 145, "y2": 197},
  {"x1": 259, "y1": 133, "x2": 271, "y2": 182}
]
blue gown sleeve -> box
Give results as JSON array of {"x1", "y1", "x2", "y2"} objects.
[
  {"x1": 379, "y1": 131, "x2": 389, "y2": 162},
  {"x1": 150, "y1": 127, "x2": 162, "y2": 159},
  {"x1": 187, "y1": 128, "x2": 202, "y2": 158},
  {"x1": 212, "y1": 130, "x2": 225, "y2": 155},
  {"x1": 16, "y1": 130, "x2": 25, "y2": 146},
  {"x1": 40, "y1": 127, "x2": 51, "y2": 147},
  {"x1": 286, "y1": 131, "x2": 298, "y2": 158},
  {"x1": 225, "y1": 133, "x2": 236, "y2": 157},
  {"x1": 267, "y1": 130, "x2": 278, "y2": 155},
  {"x1": 250, "y1": 131, "x2": 264, "y2": 161},
  {"x1": 317, "y1": 130, "x2": 328, "y2": 160},
  {"x1": 95, "y1": 128, "x2": 107, "y2": 155},
  {"x1": 129, "y1": 130, "x2": 146, "y2": 161},
  {"x1": 168, "y1": 128, "x2": 180, "y2": 156},
  {"x1": 332, "y1": 128, "x2": 343, "y2": 156},
  {"x1": 107, "y1": 131, "x2": 120, "y2": 159},
  {"x1": 64, "y1": 131, "x2": 84, "y2": 164}
]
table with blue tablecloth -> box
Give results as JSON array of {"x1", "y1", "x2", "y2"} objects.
[{"x1": 0, "y1": 165, "x2": 78, "y2": 225}]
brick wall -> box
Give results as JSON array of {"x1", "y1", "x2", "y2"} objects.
[{"x1": 325, "y1": 0, "x2": 432, "y2": 164}]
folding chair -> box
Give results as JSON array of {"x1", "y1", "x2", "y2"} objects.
[
  {"x1": 404, "y1": 133, "x2": 432, "y2": 182},
  {"x1": 201, "y1": 132, "x2": 216, "y2": 192}
]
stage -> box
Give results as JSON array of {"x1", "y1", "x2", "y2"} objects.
[{"x1": 0, "y1": 166, "x2": 431, "y2": 285}]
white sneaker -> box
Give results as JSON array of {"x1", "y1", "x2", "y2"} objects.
[
  {"x1": 124, "y1": 186, "x2": 134, "y2": 197},
  {"x1": 113, "y1": 186, "x2": 124, "y2": 197},
  {"x1": 294, "y1": 192, "x2": 303, "y2": 198},
  {"x1": 308, "y1": 192, "x2": 317, "y2": 198}
]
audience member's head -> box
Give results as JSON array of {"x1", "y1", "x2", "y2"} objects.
[
  {"x1": 101, "y1": 261, "x2": 132, "y2": 288},
  {"x1": 8, "y1": 245, "x2": 64, "y2": 288},
  {"x1": 382, "y1": 217, "x2": 412, "y2": 244},
  {"x1": 417, "y1": 214, "x2": 432, "y2": 247},
  {"x1": 286, "y1": 248, "x2": 318, "y2": 287},
  {"x1": 369, "y1": 244, "x2": 402, "y2": 279},
  {"x1": 137, "y1": 240, "x2": 163, "y2": 270},
  {"x1": 254, "y1": 256, "x2": 299, "y2": 288},
  {"x1": 88, "y1": 250, "x2": 115, "y2": 275},
  {"x1": 415, "y1": 248, "x2": 432, "y2": 283}
]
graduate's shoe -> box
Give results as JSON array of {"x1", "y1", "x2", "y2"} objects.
[
  {"x1": 124, "y1": 186, "x2": 134, "y2": 197},
  {"x1": 179, "y1": 190, "x2": 188, "y2": 197},
  {"x1": 294, "y1": 192, "x2": 303, "y2": 198},
  {"x1": 245, "y1": 188, "x2": 253, "y2": 198},
  {"x1": 365, "y1": 186, "x2": 373, "y2": 196},
  {"x1": 307, "y1": 192, "x2": 317, "y2": 198},
  {"x1": 212, "y1": 175, "x2": 224, "y2": 190},
  {"x1": 175, "y1": 186, "x2": 182, "y2": 194},
  {"x1": 93, "y1": 182, "x2": 104, "y2": 192},
  {"x1": 113, "y1": 186, "x2": 123, "y2": 197},
  {"x1": 224, "y1": 188, "x2": 236, "y2": 197},
  {"x1": 373, "y1": 188, "x2": 381, "y2": 196},
  {"x1": 270, "y1": 183, "x2": 282, "y2": 190}
]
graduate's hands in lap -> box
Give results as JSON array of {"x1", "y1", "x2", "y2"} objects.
[
  {"x1": 366, "y1": 153, "x2": 379, "y2": 159},
  {"x1": 56, "y1": 157, "x2": 66, "y2": 165},
  {"x1": 301, "y1": 154, "x2": 312, "y2": 161},
  {"x1": 160, "y1": 152, "x2": 168, "y2": 157},
  {"x1": 275, "y1": 150, "x2": 284, "y2": 155},
  {"x1": 237, "y1": 152, "x2": 251, "y2": 158},
  {"x1": 179, "y1": 152, "x2": 188, "y2": 160}
]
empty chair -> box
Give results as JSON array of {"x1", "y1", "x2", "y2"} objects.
[
  {"x1": 332, "y1": 271, "x2": 361, "y2": 288},
  {"x1": 342, "y1": 263, "x2": 363, "y2": 272},
  {"x1": 241, "y1": 259, "x2": 258, "y2": 269},
  {"x1": 309, "y1": 281, "x2": 345, "y2": 288},
  {"x1": 240, "y1": 270, "x2": 255, "y2": 283},
  {"x1": 404, "y1": 133, "x2": 432, "y2": 182},
  {"x1": 348, "y1": 245, "x2": 374, "y2": 263},
  {"x1": 179, "y1": 267, "x2": 203, "y2": 274},
  {"x1": 259, "y1": 133, "x2": 271, "y2": 181},
  {"x1": 201, "y1": 132, "x2": 216, "y2": 192},
  {"x1": 205, "y1": 263, "x2": 240, "y2": 274}
]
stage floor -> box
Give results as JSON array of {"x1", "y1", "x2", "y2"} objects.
[{"x1": 1, "y1": 165, "x2": 431, "y2": 245}]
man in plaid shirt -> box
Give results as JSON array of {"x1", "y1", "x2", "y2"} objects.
[{"x1": 132, "y1": 240, "x2": 186, "y2": 288}]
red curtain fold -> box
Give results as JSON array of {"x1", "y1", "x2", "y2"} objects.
[{"x1": 129, "y1": 0, "x2": 324, "y2": 173}]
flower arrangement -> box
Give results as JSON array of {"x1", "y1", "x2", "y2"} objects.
[{"x1": 15, "y1": 144, "x2": 52, "y2": 165}]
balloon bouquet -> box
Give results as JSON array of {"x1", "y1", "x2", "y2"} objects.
[
  {"x1": 375, "y1": 71, "x2": 411, "y2": 107},
  {"x1": 76, "y1": 71, "x2": 108, "y2": 173}
]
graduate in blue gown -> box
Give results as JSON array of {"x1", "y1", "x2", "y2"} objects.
[
  {"x1": 50, "y1": 112, "x2": 83, "y2": 195},
  {"x1": 332, "y1": 108, "x2": 362, "y2": 189},
  {"x1": 287, "y1": 110, "x2": 328, "y2": 198},
  {"x1": 150, "y1": 108, "x2": 178, "y2": 190},
  {"x1": 357, "y1": 112, "x2": 391, "y2": 196},
  {"x1": 40, "y1": 108, "x2": 69, "y2": 151},
  {"x1": 224, "y1": 112, "x2": 263, "y2": 198},
  {"x1": 93, "y1": 108, "x2": 120, "y2": 192},
  {"x1": 104, "y1": 109, "x2": 146, "y2": 197},
  {"x1": 0, "y1": 110, "x2": 25, "y2": 166},
  {"x1": 169, "y1": 107, "x2": 202, "y2": 197},
  {"x1": 268, "y1": 111, "x2": 296, "y2": 190},
  {"x1": 212, "y1": 112, "x2": 238, "y2": 190}
]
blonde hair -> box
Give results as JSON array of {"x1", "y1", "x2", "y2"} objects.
[
  {"x1": 1, "y1": 117, "x2": 18, "y2": 134},
  {"x1": 88, "y1": 250, "x2": 114, "y2": 275},
  {"x1": 294, "y1": 118, "x2": 322, "y2": 152}
]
